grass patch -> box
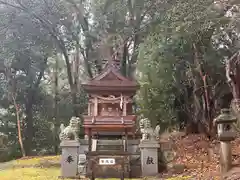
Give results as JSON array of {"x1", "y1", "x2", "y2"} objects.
[
  {"x1": 13, "y1": 156, "x2": 60, "y2": 167},
  {"x1": 0, "y1": 156, "x2": 64, "y2": 180},
  {"x1": 0, "y1": 156, "x2": 191, "y2": 180},
  {"x1": 0, "y1": 167, "x2": 63, "y2": 180},
  {"x1": 0, "y1": 156, "x2": 142, "y2": 180}
]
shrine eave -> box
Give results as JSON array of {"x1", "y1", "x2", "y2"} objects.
[
  {"x1": 83, "y1": 115, "x2": 137, "y2": 123},
  {"x1": 82, "y1": 80, "x2": 138, "y2": 86},
  {"x1": 82, "y1": 83, "x2": 139, "y2": 92},
  {"x1": 83, "y1": 124, "x2": 134, "y2": 129}
]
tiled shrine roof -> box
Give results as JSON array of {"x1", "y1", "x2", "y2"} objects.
[{"x1": 82, "y1": 62, "x2": 139, "y2": 91}]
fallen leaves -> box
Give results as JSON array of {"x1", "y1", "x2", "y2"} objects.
[
  {"x1": 159, "y1": 132, "x2": 240, "y2": 179},
  {"x1": 1, "y1": 133, "x2": 240, "y2": 180}
]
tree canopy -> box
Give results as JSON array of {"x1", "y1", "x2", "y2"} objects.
[{"x1": 0, "y1": 0, "x2": 240, "y2": 160}]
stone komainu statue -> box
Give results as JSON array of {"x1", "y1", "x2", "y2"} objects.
[
  {"x1": 139, "y1": 117, "x2": 160, "y2": 141},
  {"x1": 59, "y1": 117, "x2": 80, "y2": 141}
]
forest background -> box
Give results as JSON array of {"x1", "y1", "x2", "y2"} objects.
[{"x1": 0, "y1": 0, "x2": 239, "y2": 161}]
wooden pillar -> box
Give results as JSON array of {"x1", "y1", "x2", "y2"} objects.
[
  {"x1": 123, "y1": 97, "x2": 127, "y2": 116},
  {"x1": 88, "y1": 128, "x2": 92, "y2": 152},
  {"x1": 94, "y1": 97, "x2": 98, "y2": 116},
  {"x1": 133, "y1": 129, "x2": 136, "y2": 139},
  {"x1": 88, "y1": 103, "x2": 91, "y2": 116},
  {"x1": 124, "y1": 128, "x2": 128, "y2": 152}
]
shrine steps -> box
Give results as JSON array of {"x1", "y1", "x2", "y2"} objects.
[{"x1": 91, "y1": 139, "x2": 125, "y2": 151}]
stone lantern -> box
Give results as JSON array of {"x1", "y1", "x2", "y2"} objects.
[
  {"x1": 214, "y1": 108, "x2": 237, "y2": 174},
  {"x1": 214, "y1": 108, "x2": 237, "y2": 141}
]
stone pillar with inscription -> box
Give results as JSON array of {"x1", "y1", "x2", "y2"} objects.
[
  {"x1": 139, "y1": 140, "x2": 160, "y2": 177},
  {"x1": 60, "y1": 140, "x2": 80, "y2": 178}
]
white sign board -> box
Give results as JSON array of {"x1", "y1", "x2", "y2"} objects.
[{"x1": 99, "y1": 158, "x2": 116, "y2": 165}]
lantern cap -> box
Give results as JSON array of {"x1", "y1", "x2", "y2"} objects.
[{"x1": 214, "y1": 108, "x2": 237, "y2": 124}]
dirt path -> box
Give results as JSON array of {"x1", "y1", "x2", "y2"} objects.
[{"x1": 0, "y1": 161, "x2": 14, "y2": 171}]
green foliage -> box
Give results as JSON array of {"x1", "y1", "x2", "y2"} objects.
[
  {"x1": 137, "y1": 0, "x2": 240, "y2": 132},
  {"x1": 0, "y1": 0, "x2": 239, "y2": 160},
  {"x1": 137, "y1": 33, "x2": 177, "y2": 129}
]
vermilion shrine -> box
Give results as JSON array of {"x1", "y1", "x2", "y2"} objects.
[
  {"x1": 59, "y1": 58, "x2": 161, "y2": 179},
  {"x1": 82, "y1": 59, "x2": 139, "y2": 140}
]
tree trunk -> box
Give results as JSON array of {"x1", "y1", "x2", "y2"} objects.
[
  {"x1": 192, "y1": 83, "x2": 201, "y2": 133},
  {"x1": 24, "y1": 57, "x2": 47, "y2": 155},
  {"x1": 121, "y1": 43, "x2": 128, "y2": 76},
  {"x1": 24, "y1": 89, "x2": 34, "y2": 155},
  {"x1": 202, "y1": 75, "x2": 213, "y2": 133},
  {"x1": 226, "y1": 52, "x2": 240, "y2": 117},
  {"x1": 226, "y1": 52, "x2": 240, "y2": 99},
  {"x1": 73, "y1": 44, "x2": 80, "y2": 116},
  {"x1": 52, "y1": 56, "x2": 59, "y2": 155},
  {"x1": 12, "y1": 94, "x2": 26, "y2": 157},
  {"x1": 61, "y1": 46, "x2": 79, "y2": 117},
  {"x1": 5, "y1": 67, "x2": 26, "y2": 156},
  {"x1": 232, "y1": 65, "x2": 240, "y2": 99},
  {"x1": 192, "y1": 43, "x2": 212, "y2": 137}
]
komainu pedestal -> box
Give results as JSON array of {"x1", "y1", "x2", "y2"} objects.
[
  {"x1": 60, "y1": 140, "x2": 80, "y2": 178},
  {"x1": 139, "y1": 140, "x2": 160, "y2": 177}
]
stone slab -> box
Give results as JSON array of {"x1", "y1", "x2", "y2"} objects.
[
  {"x1": 60, "y1": 140, "x2": 80, "y2": 178},
  {"x1": 139, "y1": 140, "x2": 160, "y2": 148},
  {"x1": 60, "y1": 140, "x2": 80, "y2": 147},
  {"x1": 139, "y1": 140, "x2": 160, "y2": 177}
]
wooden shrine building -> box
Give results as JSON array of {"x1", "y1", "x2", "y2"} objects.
[{"x1": 82, "y1": 59, "x2": 139, "y2": 139}]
